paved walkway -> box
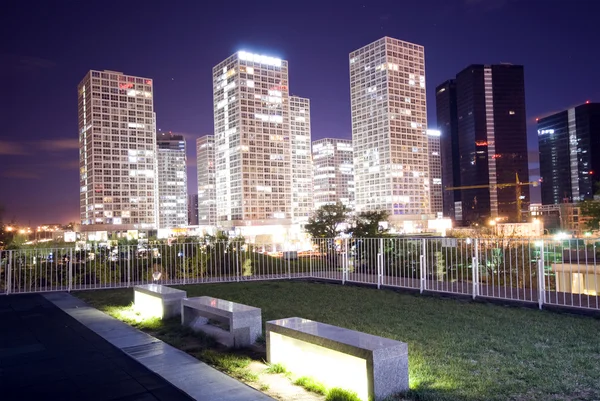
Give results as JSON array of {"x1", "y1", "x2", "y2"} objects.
[
  {"x1": 1, "y1": 293, "x2": 273, "y2": 401},
  {"x1": 44, "y1": 292, "x2": 273, "y2": 401},
  {"x1": 0, "y1": 293, "x2": 192, "y2": 401}
]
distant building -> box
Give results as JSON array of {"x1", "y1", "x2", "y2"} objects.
[
  {"x1": 78, "y1": 70, "x2": 158, "y2": 230},
  {"x1": 188, "y1": 194, "x2": 199, "y2": 226},
  {"x1": 196, "y1": 135, "x2": 216, "y2": 227},
  {"x1": 156, "y1": 131, "x2": 188, "y2": 228},
  {"x1": 213, "y1": 51, "x2": 291, "y2": 232},
  {"x1": 437, "y1": 64, "x2": 530, "y2": 224},
  {"x1": 538, "y1": 102, "x2": 600, "y2": 205},
  {"x1": 289, "y1": 96, "x2": 314, "y2": 226},
  {"x1": 427, "y1": 130, "x2": 443, "y2": 218},
  {"x1": 530, "y1": 203, "x2": 589, "y2": 236},
  {"x1": 312, "y1": 138, "x2": 355, "y2": 209},
  {"x1": 350, "y1": 37, "x2": 431, "y2": 230},
  {"x1": 435, "y1": 79, "x2": 461, "y2": 221}
]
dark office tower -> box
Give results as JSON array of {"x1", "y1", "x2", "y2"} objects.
[
  {"x1": 436, "y1": 80, "x2": 461, "y2": 221},
  {"x1": 443, "y1": 64, "x2": 529, "y2": 225},
  {"x1": 538, "y1": 102, "x2": 600, "y2": 205}
]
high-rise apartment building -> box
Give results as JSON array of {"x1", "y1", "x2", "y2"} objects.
[
  {"x1": 289, "y1": 96, "x2": 313, "y2": 225},
  {"x1": 435, "y1": 79, "x2": 461, "y2": 221},
  {"x1": 427, "y1": 130, "x2": 443, "y2": 217},
  {"x1": 312, "y1": 138, "x2": 355, "y2": 209},
  {"x1": 196, "y1": 135, "x2": 217, "y2": 227},
  {"x1": 188, "y1": 194, "x2": 199, "y2": 226},
  {"x1": 437, "y1": 64, "x2": 530, "y2": 224},
  {"x1": 538, "y1": 102, "x2": 600, "y2": 204},
  {"x1": 350, "y1": 37, "x2": 430, "y2": 226},
  {"x1": 213, "y1": 51, "x2": 292, "y2": 232},
  {"x1": 156, "y1": 132, "x2": 187, "y2": 228},
  {"x1": 78, "y1": 70, "x2": 157, "y2": 230}
]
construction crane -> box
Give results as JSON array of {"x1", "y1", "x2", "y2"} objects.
[{"x1": 445, "y1": 173, "x2": 539, "y2": 222}]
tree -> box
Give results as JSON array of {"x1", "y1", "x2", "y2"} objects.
[
  {"x1": 304, "y1": 202, "x2": 350, "y2": 238},
  {"x1": 580, "y1": 199, "x2": 600, "y2": 231},
  {"x1": 346, "y1": 210, "x2": 390, "y2": 238}
]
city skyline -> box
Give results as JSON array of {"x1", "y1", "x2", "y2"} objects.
[{"x1": 2, "y1": 0, "x2": 600, "y2": 225}]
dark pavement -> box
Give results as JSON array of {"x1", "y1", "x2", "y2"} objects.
[{"x1": 0, "y1": 294, "x2": 194, "y2": 401}]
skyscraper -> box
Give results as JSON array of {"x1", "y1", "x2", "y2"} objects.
[
  {"x1": 435, "y1": 79, "x2": 461, "y2": 221},
  {"x1": 427, "y1": 129, "x2": 443, "y2": 217},
  {"x1": 213, "y1": 51, "x2": 292, "y2": 235},
  {"x1": 196, "y1": 135, "x2": 216, "y2": 227},
  {"x1": 538, "y1": 102, "x2": 600, "y2": 204},
  {"x1": 350, "y1": 37, "x2": 430, "y2": 228},
  {"x1": 188, "y1": 194, "x2": 199, "y2": 226},
  {"x1": 156, "y1": 131, "x2": 187, "y2": 228},
  {"x1": 78, "y1": 70, "x2": 158, "y2": 230},
  {"x1": 289, "y1": 96, "x2": 313, "y2": 226},
  {"x1": 312, "y1": 138, "x2": 355, "y2": 209},
  {"x1": 438, "y1": 64, "x2": 530, "y2": 224}
]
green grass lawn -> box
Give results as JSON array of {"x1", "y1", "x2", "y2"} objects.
[{"x1": 76, "y1": 281, "x2": 600, "y2": 401}]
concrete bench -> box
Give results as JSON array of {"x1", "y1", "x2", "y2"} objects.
[
  {"x1": 133, "y1": 284, "x2": 187, "y2": 319},
  {"x1": 181, "y1": 296, "x2": 262, "y2": 348},
  {"x1": 266, "y1": 317, "x2": 408, "y2": 401}
]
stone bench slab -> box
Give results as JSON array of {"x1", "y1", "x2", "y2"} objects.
[
  {"x1": 134, "y1": 284, "x2": 187, "y2": 319},
  {"x1": 266, "y1": 317, "x2": 408, "y2": 401},
  {"x1": 181, "y1": 296, "x2": 262, "y2": 348}
]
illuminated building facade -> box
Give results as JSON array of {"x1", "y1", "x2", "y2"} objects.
[
  {"x1": 538, "y1": 102, "x2": 600, "y2": 205},
  {"x1": 427, "y1": 130, "x2": 443, "y2": 217},
  {"x1": 188, "y1": 194, "x2": 199, "y2": 226},
  {"x1": 438, "y1": 64, "x2": 530, "y2": 224},
  {"x1": 196, "y1": 135, "x2": 217, "y2": 227},
  {"x1": 289, "y1": 96, "x2": 313, "y2": 225},
  {"x1": 435, "y1": 79, "x2": 461, "y2": 221},
  {"x1": 312, "y1": 138, "x2": 355, "y2": 209},
  {"x1": 213, "y1": 51, "x2": 292, "y2": 233},
  {"x1": 350, "y1": 37, "x2": 431, "y2": 226},
  {"x1": 78, "y1": 70, "x2": 158, "y2": 230},
  {"x1": 156, "y1": 132, "x2": 187, "y2": 228}
]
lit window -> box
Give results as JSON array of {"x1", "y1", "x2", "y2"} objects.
[{"x1": 509, "y1": 110, "x2": 515, "y2": 115}]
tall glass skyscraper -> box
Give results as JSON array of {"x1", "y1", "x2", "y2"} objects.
[
  {"x1": 212, "y1": 51, "x2": 292, "y2": 234},
  {"x1": 436, "y1": 64, "x2": 530, "y2": 224},
  {"x1": 427, "y1": 129, "x2": 443, "y2": 218},
  {"x1": 312, "y1": 138, "x2": 355, "y2": 209},
  {"x1": 289, "y1": 96, "x2": 313, "y2": 226},
  {"x1": 77, "y1": 70, "x2": 158, "y2": 230},
  {"x1": 538, "y1": 102, "x2": 600, "y2": 204},
  {"x1": 196, "y1": 135, "x2": 217, "y2": 227},
  {"x1": 350, "y1": 37, "x2": 431, "y2": 228},
  {"x1": 156, "y1": 132, "x2": 187, "y2": 229},
  {"x1": 435, "y1": 79, "x2": 461, "y2": 221}
]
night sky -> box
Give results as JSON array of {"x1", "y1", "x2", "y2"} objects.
[{"x1": 1, "y1": 0, "x2": 598, "y2": 225}]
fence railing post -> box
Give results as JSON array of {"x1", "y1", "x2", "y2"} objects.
[
  {"x1": 68, "y1": 248, "x2": 73, "y2": 292},
  {"x1": 420, "y1": 239, "x2": 426, "y2": 293},
  {"x1": 236, "y1": 243, "x2": 240, "y2": 282},
  {"x1": 342, "y1": 238, "x2": 348, "y2": 285},
  {"x1": 538, "y1": 240, "x2": 545, "y2": 310},
  {"x1": 126, "y1": 246, "x2": 132, "y2": 287},
  {"x1": 6, "y1": 250, "x2": 12, "y2": 295},
  {"x1": 309, "y1": 243, "x2": 313, "y2": 278},
  {"x1": 472, "y1": 239, "x2": 479, "y2": 300},
  {"x1": 377, "y1": 238, "x2": 384, "y2": 289},
  {"x1": 287, "y1": 249, "x2": 291, "y2": 280}
]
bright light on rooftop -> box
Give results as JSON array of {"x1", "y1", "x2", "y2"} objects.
[
  {"x1": 426, "y1": 129, "x2": 441, "y2": 137},
  {"x1": 238, "y1": 51, "x2": 282, "y2": 67}
]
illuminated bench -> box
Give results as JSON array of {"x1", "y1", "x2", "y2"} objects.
[
  {"x1": 133, "y1": 284, "x2": 187, "y2": 319},
  {"x1": 181, "y1": 296, "x2": 262, "y2": 348},
  {"x1": 267, "y1": 317, "x2": 408, "y2": 401}
]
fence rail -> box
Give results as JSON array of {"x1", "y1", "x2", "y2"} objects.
[{"x1": 1, "y1": 237, "x2": 599, "y2": 311}]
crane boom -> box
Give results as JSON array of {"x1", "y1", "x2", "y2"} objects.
[{"x1": 444, "y1": 173, "x2": 539, "y2": 222}]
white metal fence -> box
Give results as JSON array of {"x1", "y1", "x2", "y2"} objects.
[{"x1": 1, "y1": 237, "x2": 599, "y2": 311}]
